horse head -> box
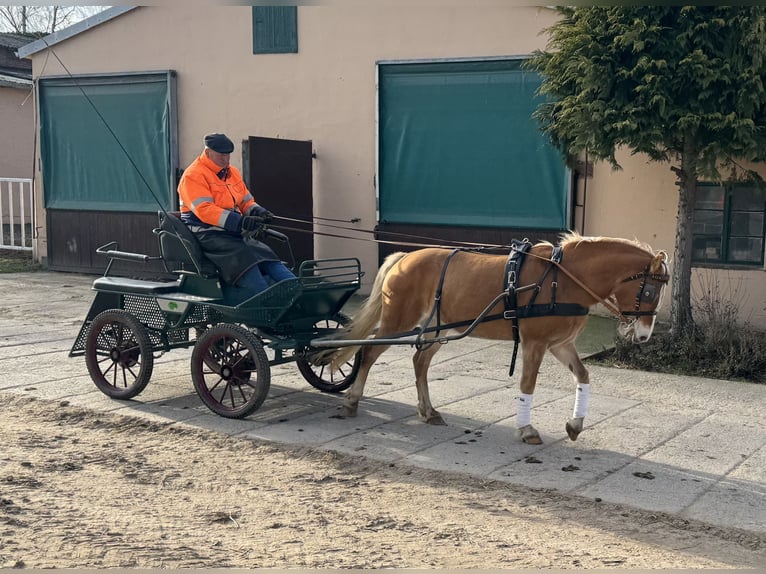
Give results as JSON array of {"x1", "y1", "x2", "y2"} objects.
[{"x1": 613, "y1": 249, "x2": 669, "y2": 343}]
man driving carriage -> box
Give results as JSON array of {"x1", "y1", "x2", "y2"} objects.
[{"x1": 177, "y1": 132, "x2": 296, "y2": 297}]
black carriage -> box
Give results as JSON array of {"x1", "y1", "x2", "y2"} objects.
[{"x1": 69, "y1": 212, "x2": 363, "y2": 418}]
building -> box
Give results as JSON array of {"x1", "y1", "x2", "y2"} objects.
[
  {"x1": 17, "y1": 5, "x2": 766, "y2": 327},
  {"x1": 0, "y1": 33, "x2": 33, "y2": 179}
]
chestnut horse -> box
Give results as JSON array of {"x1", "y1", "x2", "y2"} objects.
[{"x1": 324, "y1": 232, "x2": 669, "y2": 444}]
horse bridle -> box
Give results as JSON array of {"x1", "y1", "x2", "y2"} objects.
[
  {"x1": 520, "y1": 247, "x2": 669, "y2": 323},
  {"x1": 618, "y1": 262, "x2": 670, "y2": 318}
]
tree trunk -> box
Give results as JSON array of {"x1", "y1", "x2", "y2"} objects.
[{"x1": 670, "y1": 141, "x2": 697, "y2": 335}]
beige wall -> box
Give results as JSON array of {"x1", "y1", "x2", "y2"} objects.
[
  {"x1": 28, "y1": 4, "x2": 558, "y2": 283},
  {"x1": 27, "y1": 5, "x2": 766, "y2": 328},
  {"x1": 582, "y1": 148, "x2": 766, "y2": 327},
  {"x1": 0, "y1": 86, "x2": 34, "y2": 179}
]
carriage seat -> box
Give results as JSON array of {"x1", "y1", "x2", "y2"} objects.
[
  {"x1": 92, "y1": 276, "x2": 181, "y2": 295},
  {"x1": 155, "y1": 211, "x2": 219, "y2": 277}
]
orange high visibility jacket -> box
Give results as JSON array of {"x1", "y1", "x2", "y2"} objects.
[{"x1": 177, "y1": 152, "x2": 258, "y2": 233}]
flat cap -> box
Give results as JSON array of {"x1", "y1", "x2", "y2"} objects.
[{"x1": 204, "y1": 133, "x2": 234, "y2": 154}]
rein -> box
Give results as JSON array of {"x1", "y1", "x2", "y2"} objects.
[
  {"x1": 519, "y1": 248, "x2": 628, "y2": 322},
  {"x1": 271, "y1": 216, "x2": 511, "y2": 251},
  {"x1": 278, "y1": 215, "x2": 669, "y2": 326}
]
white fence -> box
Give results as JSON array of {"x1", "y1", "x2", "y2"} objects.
[{"x1": 0, "y1": 178, "x2": 34, "y2": 251}]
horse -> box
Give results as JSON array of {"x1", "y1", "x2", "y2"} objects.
[{"x1": 322, "y1": 232, "x2": 669, "y2": 445}]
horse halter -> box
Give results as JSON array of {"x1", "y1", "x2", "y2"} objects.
[{"x1": 619, "y1": 262, "x2": 670, "y2": 317}]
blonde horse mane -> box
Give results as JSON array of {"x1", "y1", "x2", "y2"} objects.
[{"x1": 558, "y1": 230, "x2": 656, "y2": 255}]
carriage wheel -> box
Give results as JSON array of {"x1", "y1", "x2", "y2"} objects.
[
  {"x1": 85, "y1": 310, "x2": 154, "y2": 399},
  {"x1": 296, "y1": 314, "x2": 361, "y2": 393},
  {"x1": 191, "y1": 323, "x2": 270, "y2": 419}
]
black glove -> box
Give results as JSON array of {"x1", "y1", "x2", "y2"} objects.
[
  {"x1": 240, "y1": 216, "x2": 261, "y2": 232},
  {"x1": 252, "y1": 205, "x2": 274, "y2": 223}
]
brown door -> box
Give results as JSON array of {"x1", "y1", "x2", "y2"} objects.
[{"x1": 244, "y1": 136, "x2": 313, "y2": 268}]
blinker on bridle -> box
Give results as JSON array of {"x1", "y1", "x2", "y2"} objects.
[{"x1": 619, "y1": 263, "x2": 670, "y2": 317}]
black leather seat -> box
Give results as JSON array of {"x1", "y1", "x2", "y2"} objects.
[{"x1": 155, "y1": 211, "x2": 219, "y2": 277}]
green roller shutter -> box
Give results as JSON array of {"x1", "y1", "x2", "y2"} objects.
[
  {"x1": 378, "y1": 59, "x2": 569, "y2": 229},
  {"x1": 38, "y1": 71, "x2": 176, "y2": 212}
]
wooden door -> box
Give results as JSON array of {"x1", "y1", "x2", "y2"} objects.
[{"x1": 244, "y1": 136, "x2": 313, "y2": 268}]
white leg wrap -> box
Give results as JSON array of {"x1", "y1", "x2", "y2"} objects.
[
  {"x1": 516, "y1": 392, "x2": 534, "y2": 428},
  {"x1": 572, "y1": 383, "x2": 590, "y2": 419}
]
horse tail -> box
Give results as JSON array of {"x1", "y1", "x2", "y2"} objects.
[{"x1": 327, "y1": 251, "x2": 408, "y2": 371}]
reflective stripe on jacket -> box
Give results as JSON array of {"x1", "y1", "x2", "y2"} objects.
[{"x1": 177, "y1": 152, "x2": 257, "y2": 233}]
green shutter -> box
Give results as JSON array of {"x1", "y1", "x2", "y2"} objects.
[
  {"x1": 38, "y1": 72, "x2": 175, "y2": 212},
  {"x1": 252, "y1": 6, "x2": 298, "y2": 54},
  {"x1": 379, "y1": 59, "x2": 569, "y2": 229}
]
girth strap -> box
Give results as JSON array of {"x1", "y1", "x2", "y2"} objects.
[{"x1": 504, "y1": 239, "x2": 532, "y2": 377}]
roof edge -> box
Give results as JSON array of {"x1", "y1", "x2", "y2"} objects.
[
  {"x1": 16, "y1": 6, "x2": 137, "y2": 59},
  {"x1": 0, "y1": 73, "x2": 33, "y2": 89}
]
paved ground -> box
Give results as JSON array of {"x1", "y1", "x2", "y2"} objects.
[{"x1": 1, "y1": 270, "x2": 764, "y2": 535}]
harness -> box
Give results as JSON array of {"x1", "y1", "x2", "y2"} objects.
[
  {"x1": 502, "y1": 239, "x2": 588, "y2": 376},
  {"x1": 407, "y1": 241, "x2": 668, "y2": 379},
  {"x1": 414, "y1": 241, "x2": 588, "y2": 377}
]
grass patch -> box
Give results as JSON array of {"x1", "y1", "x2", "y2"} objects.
[
  {"x1": 0, "y1": 249, "x2": 42, "y2": 273},
  {"x1": 588, "y1": 324, "x2": 766, "y2": 384},
  {"x1": 588, "y1": 271, "x2": 766, "y2": 384}
]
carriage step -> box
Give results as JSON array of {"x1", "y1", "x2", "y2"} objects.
[{"x1": 93, "y1": 276, "x2": 182, "y2": 295}]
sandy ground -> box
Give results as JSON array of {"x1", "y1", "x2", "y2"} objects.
[{"x1": 1, "y1": 392, "x2": 764, "y2": 569}]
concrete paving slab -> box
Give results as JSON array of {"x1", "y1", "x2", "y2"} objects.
[
  {"x1": 175, "y1": 408, "x2": 270, "y2": 435},
  {"x1": 1, "y1": 270, "x2": 765, "y2": 537},
  {"x1": 684, "y1": 443, "x2": 766, "y2": 531},
  {"x1": 579, "y1": 412, "x2": 766, "y2": 518},
  {"x1": 5, "y1": 374, "x2": 100, "y2": 401},
  {"x1": 325, "y1": 414, "x2": 476, "y2": 461},
  {"x1": 436, "y1": 383, "x2": 566, "y2": 423}
]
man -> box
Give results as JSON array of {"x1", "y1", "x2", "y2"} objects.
[{"x1": 177, "y1": 133, "x2": 296, "y2": 297}]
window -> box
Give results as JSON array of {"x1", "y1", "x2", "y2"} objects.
[
  {"x1": 692, "y1": 183, "x2": 765, "y2": 266},
  {"x1": 252, "y1": 6, "x2": 297, "y2": 54}
]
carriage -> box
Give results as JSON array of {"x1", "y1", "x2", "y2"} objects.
[
  {"x1": 69, "y1": 211, "x2": 364, "y2": 419},
  {"x1": 70, "y1": 211, "x2": 669, "y2": 444}
]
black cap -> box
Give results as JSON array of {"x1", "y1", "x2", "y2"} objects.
[{"x1": 204, "y1": 133, "x2": 234, "y2": 154}]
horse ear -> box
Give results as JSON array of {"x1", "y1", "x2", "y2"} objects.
[{"x1": 650, "y1": 250, "x2": 668, "y2": 274}]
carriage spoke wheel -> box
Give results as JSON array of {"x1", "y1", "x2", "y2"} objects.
[
  {"x1": 191, "y1": 323, "x2": 270, "y2": 418},
  {"x1": 85, "y1": 310, "x2": 154, "y2": 399},
  {"x1": 297, "y1": 314, "x2": 361, "y2": 393}
]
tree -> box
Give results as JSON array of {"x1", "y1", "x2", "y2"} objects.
[
  {"x1": 526, "y1": 6, "x2": 766, "y2": 335},
  {"x1": 0, "y1": 6, "x2": 107, "y2": 34}
]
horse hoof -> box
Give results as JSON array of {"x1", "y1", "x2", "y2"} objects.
[
  {"x1": 566, "y1": 418, "x2": 583, "y2": 441},
  {"x1": 343, "y1": 404, "x2": 358, "y2": 418},
  {"x1": 418, "y1": 408, "x2": 446, "y2": 425},
  {"x1": 425, "y1": 413, "x2": 446, "y2": 425},
  {"x1": 518, "y1": 425, "x2": 543, "y2": 445}
]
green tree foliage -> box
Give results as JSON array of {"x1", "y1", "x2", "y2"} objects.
[{"x1": 526, "y1": 6, "x2": 766, "y2": 335}]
